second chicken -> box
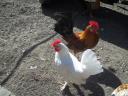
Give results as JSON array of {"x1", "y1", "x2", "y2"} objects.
[{"x1": 54, "y1": 13, "x2": 100, "y2": 54}]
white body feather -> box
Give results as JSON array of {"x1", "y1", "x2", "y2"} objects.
[{"x1": 54, "y1": 43, "x2": 103, "y2": 84}]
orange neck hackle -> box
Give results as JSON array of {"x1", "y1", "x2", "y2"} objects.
[
  {"x1": 79, "y1": 27, "x2": 90, "y2": 40},
  {"x1": 78, "y1": 21, "x2": 99, "y2": 40}
]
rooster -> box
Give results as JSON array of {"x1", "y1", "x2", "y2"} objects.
[
  {"x1": 51, "y1": 39, "x2": 103, "y2": 91},
  {"x1": 111, "y1": 84, "x2": 128, "y2": 96},
  {"x1": 54, "y1": 13, "x2": 100, "y2": 54}
]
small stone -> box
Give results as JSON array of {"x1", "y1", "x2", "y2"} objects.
[
  {"x1": 100, "y1": 48, "x2": 103, "y2": 50},
  {"x1": 22, "y1": 49, "x2": 25, "y2": 53},
  {"x1": 3, "y1": 63, "x2": 6, "y2": 65},
  {"x1": 40, "y1": 57, "x2": 46, "y2": 61},
  {"x1": 29, "y1": 66, "x2": 37, "y2": 69}
]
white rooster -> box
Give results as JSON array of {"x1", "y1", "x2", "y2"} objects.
[{"x1": 51, "y1": 39, "x2": 103, "y2": 91}]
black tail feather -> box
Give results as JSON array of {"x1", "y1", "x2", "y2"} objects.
[{"x1": 54, "y1": 12, "x2": 74, "y2": 36}]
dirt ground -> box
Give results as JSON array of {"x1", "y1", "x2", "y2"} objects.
[{"x1": 0, "y1": 0, "x2": 128, "y2": 96}]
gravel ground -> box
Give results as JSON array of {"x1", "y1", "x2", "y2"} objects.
[{"x1": 0, "y1": 0, "x2": 128, "y2": 96}]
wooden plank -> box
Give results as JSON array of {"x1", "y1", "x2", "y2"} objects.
[
  {"x1": 100, "y1": 2, "x2": 128, "y2": 15},
  {"x1": 114, "y1": 3, "x2": 128, "y2": 9}
]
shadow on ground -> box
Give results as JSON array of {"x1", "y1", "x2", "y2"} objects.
[
  {"x1": 39, "y1": 0, "x2": 128, "y2": 50},
  {"x1": 96, "y1": 8, "x2": 128, "y2": 50},
  {"x1": 61, "y1": 68, "x2": 121, "y2": 96},
  {"x1": 88, "y1": 68, "x2": 122, "y2": 89}
]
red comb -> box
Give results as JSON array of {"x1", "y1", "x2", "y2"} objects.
[
  {"x1": 89, "y1": 20, "x2": 99, "y2": 30},
  {"x1": 51, "y1": 39, "x2": 61, "y2": 47}
]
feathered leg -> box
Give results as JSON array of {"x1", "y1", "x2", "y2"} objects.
[
  {"x1": 58, "y1": 81, "x2": 68, "y2": 91},
  {"x1": 60, "y1": 81, "x2": 68, "y2": 91}
]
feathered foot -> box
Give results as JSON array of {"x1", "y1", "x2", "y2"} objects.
[
  {"x1": 58, "y1": 81, "x2": 68, "y2": 91},
  {"x1": 61, "y1": 81, "x2": 68, "y2": 91}
]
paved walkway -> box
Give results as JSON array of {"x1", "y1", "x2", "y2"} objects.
[{"x1": 0, "y1": 86, "x2": 15, "y2": 96}]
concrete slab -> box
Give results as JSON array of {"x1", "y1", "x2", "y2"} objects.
[{"x1": 0, "y1": 86, "x2": 15, "y2": 96}]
